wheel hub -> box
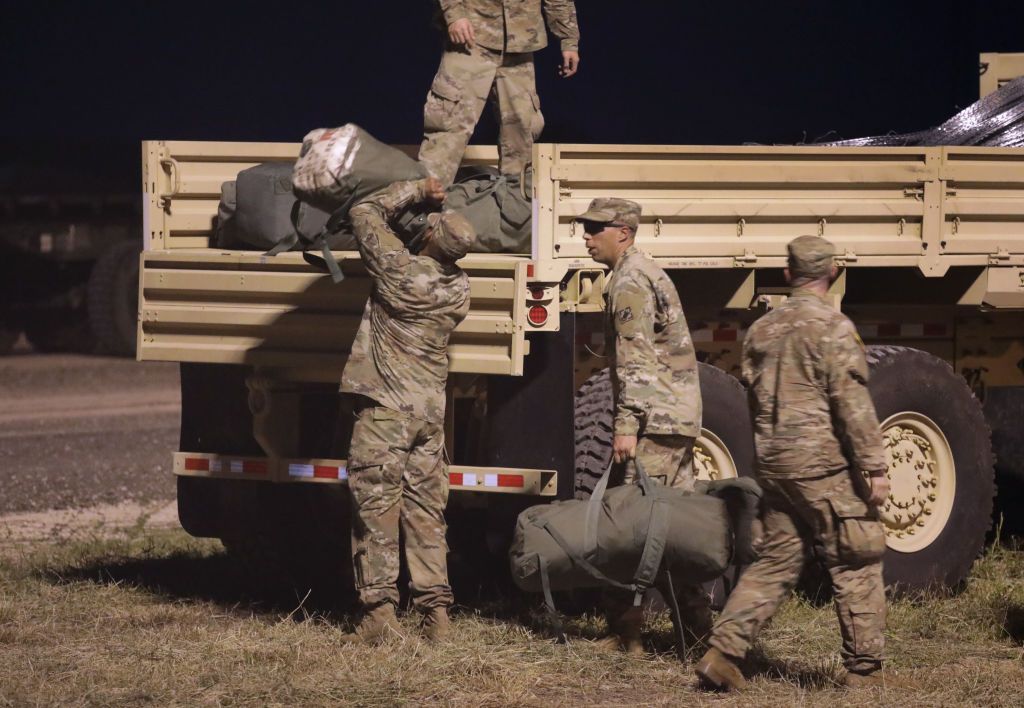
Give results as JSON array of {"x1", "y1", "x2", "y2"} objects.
[
  {"x1": 878, "y1": 412, "x2": 956, "y2": 553},
  {"x1": 694, "y1": 429, "x2": 739, "y2": 481}
]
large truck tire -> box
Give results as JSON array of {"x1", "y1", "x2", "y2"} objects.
[
  {"x1": 87, "y1": 240, "x2": 141, "y2": 356},
  {"x1": 23, "y1": 307, "x2": 95, "y2": 353},
  {"x1": 0, "y1": 326, "x2": 20, "y2": 355},
  {"x1": 177, "y1": 363, "x2": 356, "y2": 607},
  {"x1": 866, "y1": 346, "x2": 995, "y2": 592},
  {"x1": 573, "y1": 363, "x2": 754, "y2": 499}
]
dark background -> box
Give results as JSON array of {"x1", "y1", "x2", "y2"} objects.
[{"x1": 2, "y1": 0, "x2": 1024, "y2": 193}]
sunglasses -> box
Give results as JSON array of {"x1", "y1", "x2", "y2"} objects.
[{"x1": 580, "y1": 221, "x2": 629, "y2": 235}]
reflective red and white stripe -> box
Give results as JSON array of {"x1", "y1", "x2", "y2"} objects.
[
  {"x1": 175, "y1": 453, "x2": 555, "y2": 495},
  {"x1": 449, "y1": 471, "x2": 525, "y2": 489},
  {"x1": 287, "y1": 463, "x2": 348, "y2": 480},
  {"x1": 184, "y1": 457, "x2": 267, "y2": 475}
]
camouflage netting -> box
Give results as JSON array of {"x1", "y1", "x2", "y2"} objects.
[{"x1": 825, "y1": 77, "x2": 1024, "y2": 147}]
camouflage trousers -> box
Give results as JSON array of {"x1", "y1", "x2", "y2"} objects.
[
  {"x1": 419, "y1": 43, "x2": 544, "y2": 186},
  {"x1": 608, "y1": 434, "x2": 712, "y2": 638},
  {"x1": 623, "y1": 434, "x2": 697, "y2": 492},
  {"x1": 347, "y1": 403, "x2": 452, "y2": 610},
  {"x1": 710, "y1": 471, "x2": 887, "y2": 673}
]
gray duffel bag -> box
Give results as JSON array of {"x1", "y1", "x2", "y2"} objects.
[
  {"x1": 509, "y1": 460, "x2": 761, "y2": 637},
  {"x1": 215, "y1": 162, "x2": 357, "y2": 255}
]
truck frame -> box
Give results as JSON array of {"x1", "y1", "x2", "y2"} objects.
[{"x1": 138, "y1": 55, "x2": 1024, "y2": 594}]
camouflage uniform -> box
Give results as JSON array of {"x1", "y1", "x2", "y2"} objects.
[
  {"x1": 709, "y1": 236, "x2": 889, "y2": 674},
  {"x1": 419, "y1": 0, "x2": 580, "y2": 186},
  {"x1": 578, "y1": 198, "x2": 710, "y2": 638},
  {"x1": 342, "y1": 180, "x2": 471, "y2": 611}
]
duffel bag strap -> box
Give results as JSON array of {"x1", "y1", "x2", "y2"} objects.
[
  {"x1": 583, "y1": 461, "x2": 614, "y2": 558},
  {"x1": 627, "y1": 458, "x2": 670, "y2": 606},
  {"x1": 539, "y1": 518, "x2": 637, "y2": 594},
  {"x1": 582, "y1": 458, "x2": 668, "y2": 606},
  {"x1": 538, "y1": 554, "x2": 567, "y2": 645},
  {"x1": 662, "y1": 570, "x2": 688, "y2": 659},
  {"x1": 629, "y1": 495, "x2": 670, "y2": 607},
  {"x1": 289, "y1": 201, "x2": 347, "y2": 283},
  {"x1": 633, "y1": 456, "x2": 655, "y2": 496},
  {"x1": 263, "y1": 200, "x2": 305, "y2": 257}
]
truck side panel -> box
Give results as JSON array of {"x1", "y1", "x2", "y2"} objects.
[{"x1": 138, "y1": 141, "x2": 527, "y2": 378}]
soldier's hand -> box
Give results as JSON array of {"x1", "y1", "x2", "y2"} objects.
[
  {"x1": 422, "y1": 177, "x2": 446, "y2": 206},
  {"x1": 448, "y1": 19, "x2": 475, "y2": 48},
  {"x1": 612, "y1": 434, "x2": 637, "y2": 464},
  {"x1": 867, "y1": 473, "x2": 891, "y2": 506},
  {"x1": 560, "y1": 51, "x2": 580, "y2": 78}
]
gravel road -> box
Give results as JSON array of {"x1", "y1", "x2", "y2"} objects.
[{"x1": 0, "y1": 354, "x2": 180, "y2": 513}]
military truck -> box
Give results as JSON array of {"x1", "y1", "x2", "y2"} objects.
[
  {"x1": 140, "y1": 55, "x2": 1024, "y2": 594},
  {"x1": 0, "y1": 167, "x2": 141, "y2": 356}
]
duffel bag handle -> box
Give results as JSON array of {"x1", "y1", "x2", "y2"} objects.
[
  {"x1": 584, "y1": 455, "x2": 656, "y2": 557},
  {"x1": 583, "y1": 461, "x2": 613, "y2": 559}
]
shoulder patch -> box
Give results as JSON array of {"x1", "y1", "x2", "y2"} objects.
[{"x1": 617, "y1": 306, "x2": 634, "y2": 323}]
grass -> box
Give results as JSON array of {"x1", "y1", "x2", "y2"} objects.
[{"x1": 1, "y1": 525, "x2": 1023, "y2": 706}]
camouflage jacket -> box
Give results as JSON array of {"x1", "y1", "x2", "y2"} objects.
[
  {"x1": 438, "y1": 0, "x2": 580, "y2": 53},
  {"x1": 741, "y1": 288, "x2": 887, "y2": 479},
  {"x1": 605, "y1": 245, "x2": 702, "y2": 438},
  {"x1": 340, "y1": 181, "x2": 471, "y2": 424}
]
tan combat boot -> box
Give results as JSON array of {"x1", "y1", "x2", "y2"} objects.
[
  {"x1": 594, "y1": 606, "x2": 644, "y2": 655},
  {"x1": 339, "y1": 603, "x2": 406, "y2": 645},
  {"x1": 695, "y1": 647, "x2": 747, "y2": 692},
  {"x1": 844, "y1": 668, "x2": 915, "y2": 690},
  {"x1": 421, "y1": 607, "x2": 451, "y2": 642}
]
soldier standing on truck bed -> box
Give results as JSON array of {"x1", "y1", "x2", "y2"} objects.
[
  {"x1": 696, "y1": 236, "x2": 894, "y2": 691},
  {"x1": 339, "y1": 177, "x2": 476, "y2": 644},
  {"x1": 418, "y1": 0, "x2": 580, "y2": 187},
  {"x1": 577, "y1": 198, "x2": 712, "y2": 654}
]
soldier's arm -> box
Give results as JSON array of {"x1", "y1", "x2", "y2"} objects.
[
  {"x1": 542, "y1": 0, "x2": 580, "y2": 51},
  {"x1": 348, "y1": 180, "x2": 423, "y2": 282},
  {"x1": 610, "y1": 278, "x2": 657, "y2": 436},
  {"x1": 438, "y1": 0, "x2": 468, "y2": 25},
  {"x1": 825, "y1": 319, "x2": 888, "y2": 476}
]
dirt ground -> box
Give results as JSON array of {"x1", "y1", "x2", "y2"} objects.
[{"x1": 0, "y1": 354, "x2": 179, "y2": 512}]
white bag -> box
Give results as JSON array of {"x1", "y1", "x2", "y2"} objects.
[{"x1": 292, "y1": 124, "x2": 427, "y2": 215}]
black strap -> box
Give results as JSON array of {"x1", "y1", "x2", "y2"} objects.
[
  {"x1": 319, "y1": 239, "x2": 344, "y2": 283},
  {"x1": 264, "y1": 200, "x2": 346, "y2": 283},
  {"x1": 663, "y1": 570, "x2": 688, "y2": 660},
  {"x1": 538, "y1": 555, "x2": 567, "y2": 644}
]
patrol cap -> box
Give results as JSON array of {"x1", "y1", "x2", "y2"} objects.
[
  {"x1": 429, "y1": 210, "x2": 476, "y2": 261},
  {"x1": 787, "y1": 235, "x2": 835, "y2": 279},
  {"x1": 574, "y1": 198, "x2": 641, "y2": 231}
]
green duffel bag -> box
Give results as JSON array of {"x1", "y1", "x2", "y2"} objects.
[
  {"x1": 509, "y1": 460, "x2": 761, "y2": 628},
  {"x1": 443, "y1": 167, "x2": 532, "y2": 254}
]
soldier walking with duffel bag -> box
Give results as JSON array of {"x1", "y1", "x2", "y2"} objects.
[{"x1": 577, "y1": 198, "x2": 713, "y2": 654}]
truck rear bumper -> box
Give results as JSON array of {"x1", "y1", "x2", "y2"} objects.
[{"x1": 173, "y1": 452, "x2": 557, "y2": 496}]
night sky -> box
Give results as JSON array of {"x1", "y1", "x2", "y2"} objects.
[{"x1": 3, "y1": 1, "x2": 1024, "y2": 192}]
